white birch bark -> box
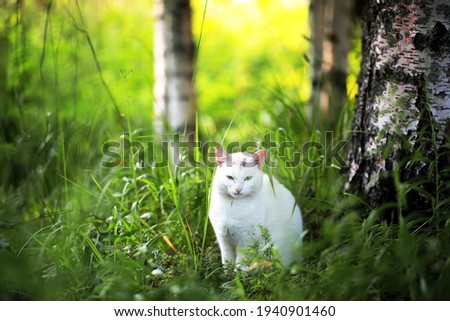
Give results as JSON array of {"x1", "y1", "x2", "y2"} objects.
[
  {"x1": 153, "y1": 0, "x2": 196, "y2": 137},
  {"x1": 347, "y1": 0, "x2": 450, "y2": 207}
]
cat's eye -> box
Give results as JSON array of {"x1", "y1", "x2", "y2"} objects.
[
  {"x1": 226, "y1": 175, "x2": 234, "y2": 181},
  {"x1": 244, "y1": 176, "x2": 252, "y2": 181}
]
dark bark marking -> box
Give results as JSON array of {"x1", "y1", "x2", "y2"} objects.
[
  {"x1": 413, "y1": 32, "x2": 427, "y2": 51},
  {"x1": 429, "y1": 21, "x2": 450, "y2": 52},
  {"x1": 413, "y1": 21, "x2": 450, "y2": 53},
  {"x1": 436, "y1": 4, "x2": 450, "y2": 21}
]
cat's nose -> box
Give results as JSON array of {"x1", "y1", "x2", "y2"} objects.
[{"x1": 234, "y1": 186, "x2": 242, "y2": 194}]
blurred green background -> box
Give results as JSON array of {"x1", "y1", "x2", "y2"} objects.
[{"x1": 1, "y1": 0, "x2": 449, "y2": 301}]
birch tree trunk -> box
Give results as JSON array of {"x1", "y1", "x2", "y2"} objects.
[
  {"x1": 309, "y1": 0, "x2": 355, "y2": 127},
  {"x1": 346, "y1": 0, "x2": 450, "y2": 210},
  {"x1": 153, "y1": 0, "x2": 196, "y2": 142}
]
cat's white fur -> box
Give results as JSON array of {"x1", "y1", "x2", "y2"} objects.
[{"x1": 209, "y1": 147, "x2": 303, "y2": 267}]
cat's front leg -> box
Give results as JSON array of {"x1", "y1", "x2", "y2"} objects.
[
  {"x1": 235, "y1": 250, "x2": 250, "y2": 271},
  {"x1": 217, "y1": 234, "x2": 236, "y2": 265},
  {"x1": 234, "y1": 227, "x2": 262, "y2": 271}
]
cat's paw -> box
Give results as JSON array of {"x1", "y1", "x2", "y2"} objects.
[{"x1": 235, "y1": 261, "x2": 249, "y2": 272}]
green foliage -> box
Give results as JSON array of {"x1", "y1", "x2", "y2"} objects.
[
  {"x1": 1, "y1": 0, "x2": 449, "y2": 301},
  {"x1": 192, "y1": 0, "x2": 311, "y2": 140}
]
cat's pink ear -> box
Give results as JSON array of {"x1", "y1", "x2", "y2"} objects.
[
  {"x1": 215, "y1": 147, "x2": 228, "y2": 167},
  {"x1": 253, "y1": 149, "x2": 266, "y2": 169}
]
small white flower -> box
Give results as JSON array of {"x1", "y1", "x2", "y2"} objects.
[
  {"x1": 151, "y1": 268, "x2": 163, "y2": 276},
  {"x1": 137, "y1": 244, "x2": 148, "y2": 254},
  {"x1": 134, "y1": 294, "x2": 145, "y2": 301}
]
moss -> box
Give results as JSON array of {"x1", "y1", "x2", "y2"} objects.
[{"x1": 387, "y1": 34, "x2": 398, "y2": 47}]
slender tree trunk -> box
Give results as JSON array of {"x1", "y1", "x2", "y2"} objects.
[
  {"x1": 346, "y1": 0, "x2": 450, "y2": 211},
  {"x1": 309, "y1": 0, "x2": 355, "y2": 127},
  {"x1": 0, "y1": 0, "x2": 9, "y2": 104},
  {"x1": 153, "y1": 0, "x2": 196, "y2": 143}
]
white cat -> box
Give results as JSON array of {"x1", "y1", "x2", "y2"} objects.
[{"x1": 208, "y1": 147, "x2": 303, "y2": 268}]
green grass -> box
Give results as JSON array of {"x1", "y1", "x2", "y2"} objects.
[
  {"x1": 2, "y1": 98, "x2": 450, "y2": 300},
  {"x1": 1, "y1": 0, "x2": 450, "y2": 301}
]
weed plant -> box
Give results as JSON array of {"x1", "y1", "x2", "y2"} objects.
[{"x1": 2, "y1": 93, "x2": 449, "y2": 300}]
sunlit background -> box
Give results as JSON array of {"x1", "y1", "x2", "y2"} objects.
[{"x1": 13, "y1": 0, "x2": 352, "y2": 131}]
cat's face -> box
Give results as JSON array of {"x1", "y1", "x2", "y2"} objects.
[{"x1": 214, "y1": 147, "x2": 266, "y2": 198}]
